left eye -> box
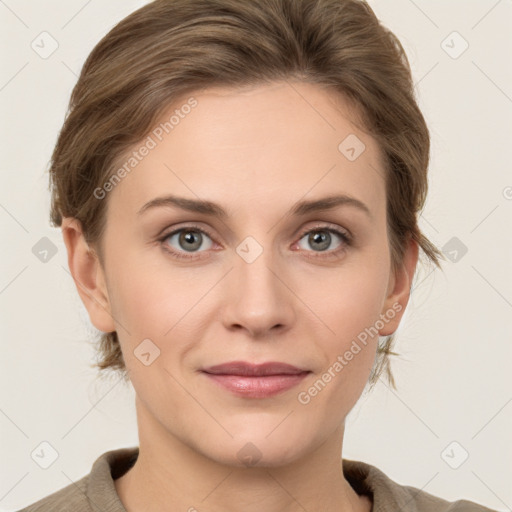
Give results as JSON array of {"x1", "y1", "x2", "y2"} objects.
[{"x1": 296, "y1": 228, "x2": 349, "y2": 253}]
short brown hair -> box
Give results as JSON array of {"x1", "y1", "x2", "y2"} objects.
[{"x1": 49, "y1": 0, "x2": 443, "y2": 389}]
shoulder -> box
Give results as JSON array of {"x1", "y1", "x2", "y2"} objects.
[
  {"x1": 15, "y1": 447, "x2": 138, "y2": 512},
  {"x1": 394, "y1": 481, "x2": 498, "y2": 512},
  {"x1": 342, "y1": 458, "x2": 498, "y2": 512},
  {"x1": 15, "y1": 474, "x2": 90, "y2": 512}
]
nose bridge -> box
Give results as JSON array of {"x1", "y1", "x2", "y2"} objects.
[
  {"x1": 223, "y1": 233, "x2": 294, "y2": 336},
  {"x1": 237, "y1": 238, "x2": 277, "y2": 291}
]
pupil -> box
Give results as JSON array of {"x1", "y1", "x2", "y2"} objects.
[
  {"x1": 310, "y1": 231, "x2": 330, "y2": 251},
  {"x1": 180, "y1": 231, "x2": 201, "y2": 251}
]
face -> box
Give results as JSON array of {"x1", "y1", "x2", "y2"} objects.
[{"x1": 64, "y1": 80, "x2": 417, "y2": 467}]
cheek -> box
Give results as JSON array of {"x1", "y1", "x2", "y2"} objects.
[
  {"x1": 299, "y1": 276, "x2": 387, "y2": 410},
  {"x1": 107, "y1": 257, "x2": 212, "y2": 361},
  {"x1": 107, "y1": 247, "x2": 186, "y2": 323},
  {"x1": 104, "y1": 257, "x2": 169, "y2": 345},
  {"x1": 299, "y1": 260, "x2": 390, "y2": 396},
  {"x1": 306, "y1": 260, "x2": 389, "y2": 338}
]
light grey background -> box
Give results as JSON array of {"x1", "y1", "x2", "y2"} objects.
[{"x1": 1, "y1": 1, "x2": 511, "y2": 511}]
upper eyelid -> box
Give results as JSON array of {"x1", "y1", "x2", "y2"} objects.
[
  {"x1": 297, "y1": 222, "x2": 351, "y2": 238},
  {"x1": 160, "y1": 224, "x2": 215, "y2": 241}
]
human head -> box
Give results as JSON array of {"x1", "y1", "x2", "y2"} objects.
[{"x1": 50, "y1": 0, "x2": 443, "y2": 390}]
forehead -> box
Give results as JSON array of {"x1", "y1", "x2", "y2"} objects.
[{"x1": 107, "y1": 80, "x2": 386, "y2": 221}]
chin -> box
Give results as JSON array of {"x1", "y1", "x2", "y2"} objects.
[{"x1": 198, "y1": 431, "x2": 311, "y2": 469}]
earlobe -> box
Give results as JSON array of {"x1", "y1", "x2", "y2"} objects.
[
  {"x1": 61, "y1": 217, "x2": 116, "y2": 333},
  {"x1": 378, "y1": 238, "x2": 419, "y2": 336}
]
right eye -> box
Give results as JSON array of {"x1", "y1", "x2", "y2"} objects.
[{"x1": 159, "y1": 225, "x2": 215, "y2": 260}]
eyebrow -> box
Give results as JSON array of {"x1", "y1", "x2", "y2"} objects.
[{"x1": 137, "y1": 193, "x2": 372, "y2": 220}]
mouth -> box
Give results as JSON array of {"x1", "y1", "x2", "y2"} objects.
[{"x1": 201, "y1": 361, "x2": 311, "y2": 398}]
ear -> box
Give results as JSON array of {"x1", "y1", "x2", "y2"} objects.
[
  {"x1": 378, "y1": 237, "x2": 419, "y2": 336},
  {"x1": 61, "y1": 217, "x2": 116, "y2": 333}
]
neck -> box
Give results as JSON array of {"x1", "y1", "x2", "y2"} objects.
[{"x1": 115, "y1": 398, "x2": 371, "y2": 512}]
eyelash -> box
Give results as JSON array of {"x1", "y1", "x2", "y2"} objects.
[{"x1": 157, "y1": 223, "x2": 352, "y2": 261}]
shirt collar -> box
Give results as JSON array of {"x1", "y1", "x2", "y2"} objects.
[{"x1": 87, "y1": 447, "x2": 420, "y2": 512}]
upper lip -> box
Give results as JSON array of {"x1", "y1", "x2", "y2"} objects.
[{"x1": 202, "y1": 361, "x2": 310, "y2": 376}]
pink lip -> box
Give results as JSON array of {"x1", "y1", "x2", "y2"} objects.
[
  {"x1": 201, "y1": 361, "x2": 311, "y2": 398},
  {"x1": 203, "y1": 361, "x2": 308, "y2": 376}
]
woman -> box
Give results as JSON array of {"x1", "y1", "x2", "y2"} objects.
[{"x1": 18, "y1": 0, "x2": 498, "y2": 510}]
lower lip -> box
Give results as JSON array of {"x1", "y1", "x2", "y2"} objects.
[{"x1": 202, "y1": 372, "x2": 310, "y2": 398}]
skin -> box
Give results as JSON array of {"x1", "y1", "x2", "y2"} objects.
[{"x1": 62, "y1": 80, "x2": 418, "y2": 512}]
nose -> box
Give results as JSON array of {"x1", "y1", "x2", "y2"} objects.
[{"x1": 221, "y1": 244, "x2": 295, "y2": 339}]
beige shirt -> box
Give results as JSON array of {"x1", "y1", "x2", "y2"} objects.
[{"x1": 17, "y1": 447, "x2": 497, "y2": 511}]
